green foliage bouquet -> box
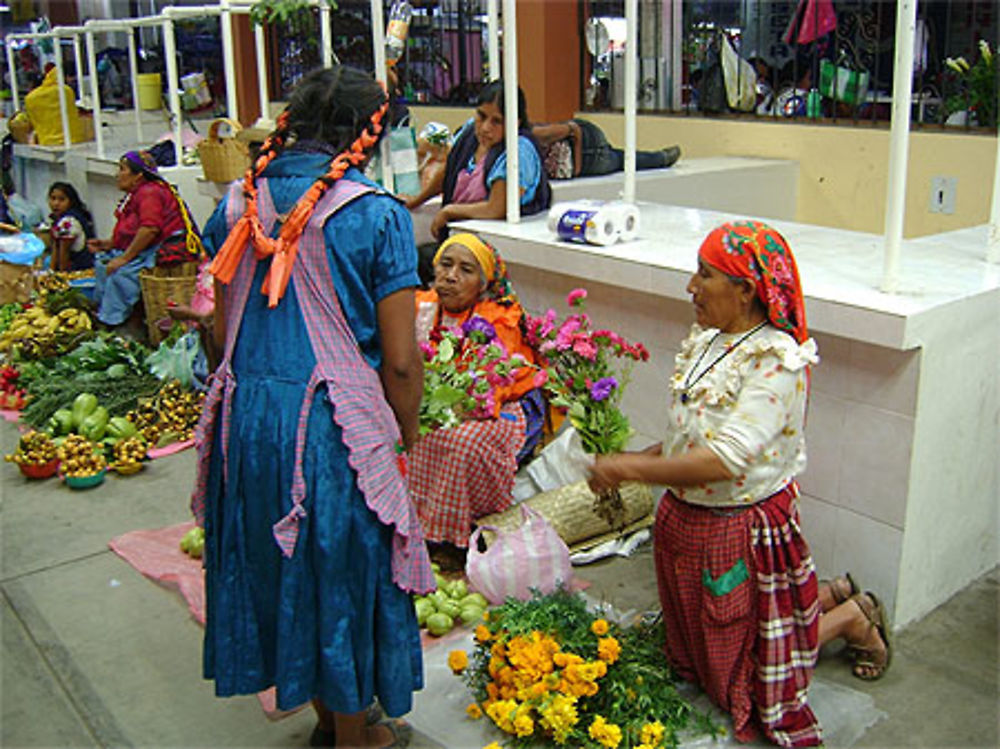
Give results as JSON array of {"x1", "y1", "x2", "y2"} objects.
[
  {"x1": 448, "y1": 589, "x2": 718, "y2": 749},
  {"x1": 419, "y1": 316, "x2": 532, "y2": 435},
  {"x1": 945, "y1": 40, "x2": 998, "y2": 128}
]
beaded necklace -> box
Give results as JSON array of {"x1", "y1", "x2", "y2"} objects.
[{"x1": 680, "y1": 321, "x2": 768, "y2": 404}]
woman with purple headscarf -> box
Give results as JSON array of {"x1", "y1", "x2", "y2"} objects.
[{"x1": 87, "y1": 150, "x2": 202, "y2": 329}]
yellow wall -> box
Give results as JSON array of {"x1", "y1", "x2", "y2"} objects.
[{"x1": 410, "y1": 105, "x2": 997, "y2": 238}]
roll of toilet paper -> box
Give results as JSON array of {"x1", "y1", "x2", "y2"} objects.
[
  {"x1": 548, "y1": 203, "x2": 620, "y2": 246},
  {"x1": 613, "y1": 202, "x2": 640, "y2": 242}
]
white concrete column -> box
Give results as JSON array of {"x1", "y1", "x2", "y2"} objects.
[
  {"x1": 880, "y1": 0, "x2": 918, "y2": 293},
  {"x1": 127, "y1": 32, "x2": 144, "y2": 144},
  {"x1": 320, "y1": 0, "x2": 333, "y2": 68},
  {"x1": 220, "y1": 0, "x2": 239, "y2": 121},
  {"x1": 85, "y1": 31, "x2": 105, "y2": 158},
  {"x1": 72, "y1": 36, "x2": 84, "y2": 100},
  {"x1": 162, "y1": 19, "x2": 184, "y2": 167},
  {"x1": 502, "y1": 0, "x2": 519, "y2": 224},
  {"x1": 370, "y1": 0, "x2": 392, "y2": 189},
  {"x1": 54, "y1": 40, "x2": 71, "y2": 147},
  {"x1": 253, "y1": 23, "x2": 272, "y2": 127},
  {"x1": 6, "y1": 41, "x2": 19, "y2": 110},
  {"x1": 487, "y1": 0, "x2": 500, "y2": 81},
  {"x1": 623, "y1": 0, "x2": 638, "y2": 203},
  {"x1": 988, "y1": 126, "x2": 1000, "y2": 263}
]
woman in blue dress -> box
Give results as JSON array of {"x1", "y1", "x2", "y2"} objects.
[{"x1": 193, "y1": 66, "x2": 432, "y2": 748}]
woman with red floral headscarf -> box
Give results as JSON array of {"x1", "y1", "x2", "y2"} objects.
[{"x1": 589, "y1": 221, "x2": 891, "y2": 747}]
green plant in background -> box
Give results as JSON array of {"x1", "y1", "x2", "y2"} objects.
[
  {"x1": 249, "y1": 0, "x2": 333, "y2": 27},
  {"x1": 944, "y1": 40, "x2": 998, "y2": 129}
]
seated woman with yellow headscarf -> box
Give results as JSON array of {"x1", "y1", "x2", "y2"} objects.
[{"x1": 409, "y1": 232, "x2": 545, "y2": 554}]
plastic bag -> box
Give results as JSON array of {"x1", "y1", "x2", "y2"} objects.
[
  {"x1": 466, "y1": 504, "x2": 573, "y2": 605},
  {"x1": 525, "y1": 426, "x2": 593, "y2": 494},
  {"x1": 145, "y1": 330, "x2": 201, "y2": 389},
  {"x1": 0, "y1": 231, "x2": 46, "y2": 265},
  {"x1": 720, "y1": 32, "x2": 758, "y2": 112}
]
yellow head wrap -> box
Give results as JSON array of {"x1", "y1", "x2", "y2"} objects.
[{"x1": 433, "y1": 232, "x2": 496, "y2": 281}]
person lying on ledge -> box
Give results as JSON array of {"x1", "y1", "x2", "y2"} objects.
[
  {"x1": 531, "y1": 118, "x2": 681, "y2": 180},
  {"x1": 407, "y1": 232, "x2": 546, "y2": 568}
]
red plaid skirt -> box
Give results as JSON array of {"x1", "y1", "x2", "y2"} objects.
[
  {"x1": 654, "y1": 485, "x2": 822, "y2": 747},
  {"x1": 407, "y1": 403, "x2": 526, "y2": 547}
]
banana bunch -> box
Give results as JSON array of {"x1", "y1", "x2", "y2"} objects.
[
  {"x1": 111, "y1": 436, "x2": 147, "y2": 474},
  {"x1": 4, "y1": 430, "x2": 58, "y2": 466},
  {"x1": 58, "y1": 434, "x2": 107, "y2": 478},
  {"x1": 0, "y1": 306, "x2": 92, "y2": 354}
]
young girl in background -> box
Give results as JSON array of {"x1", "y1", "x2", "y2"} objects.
[{"x1": 48, "y1": 182, "x2": 96, "y2": 271}]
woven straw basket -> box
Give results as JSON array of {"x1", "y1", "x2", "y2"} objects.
[
  {"x1": 477, "y1": 480, "x2": 655, "y2": 554},
  {"x1": 139, "y1": 263, "x2": 199, "y2": 345},
  {"x1": 198, "y1": 118, "x2": 249, "y2": 183}
]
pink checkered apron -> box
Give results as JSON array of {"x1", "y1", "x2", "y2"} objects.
[
  {"x1": 192, "y1": 178, "x2": 434, "y2": 594},
  {"x1": 654, "y1": 483, "x2": 822, "y2": 747},
  {"x1": 408, "y1": 403, "x2": 526, "y2": 547}
]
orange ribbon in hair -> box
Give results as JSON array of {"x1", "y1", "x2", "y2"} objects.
[{"x1": 210, "y1": 96, "x2": 388, "y2": 307}]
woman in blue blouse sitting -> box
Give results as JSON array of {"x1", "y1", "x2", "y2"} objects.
[{"x1": 404, "y1": 80, "x2": 551, "y2": 246}]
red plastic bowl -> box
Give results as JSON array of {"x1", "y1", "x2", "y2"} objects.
[{"x1": 19, "y1": 459, "x2": 60, "y2": 479}]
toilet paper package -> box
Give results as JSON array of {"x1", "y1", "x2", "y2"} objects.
[{"x1": 547, "y1": 201, "x2": 640, "y2": 246}]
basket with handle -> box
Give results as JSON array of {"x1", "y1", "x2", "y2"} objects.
[
  {"x1": 197, "y1": 118, "x2": 250, "y2": 183},
  {"x1": 139, "y1": 262, "x2": 199, "y2": 346}
]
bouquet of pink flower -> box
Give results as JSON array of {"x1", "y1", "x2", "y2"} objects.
[
  {"x1": 524, "y1": 289, "x2": 648, "y2": 456},
  {"x1": 419, "y1": 316, "x2": 531, "y2": 434}
]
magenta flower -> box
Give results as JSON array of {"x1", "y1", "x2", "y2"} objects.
[
  {"x1": 532, "y1": 369, "x2": 549, "y2": 388},
  {"x1": 567, "y1": 288, "x2": 588, "y2": 307},
  {"x1": 572, "y1": 338, "x2": 598, "y2": 360}
]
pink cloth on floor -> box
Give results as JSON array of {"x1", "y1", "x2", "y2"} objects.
[{"x1": 108, "y1": 521, "x2": 296, "y2": 720}]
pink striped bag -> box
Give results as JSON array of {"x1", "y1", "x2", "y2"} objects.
[{"x1": 465, "y1": 504, "x2": 573, "y2": 605}]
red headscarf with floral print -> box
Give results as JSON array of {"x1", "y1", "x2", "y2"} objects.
[{"x1": 698, "y1": 220, "x2": 808, "y2": 344}]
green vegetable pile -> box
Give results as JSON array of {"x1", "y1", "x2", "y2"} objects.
[{"x1": 414, "y1": 567, "x2": 489, "y2": 637}]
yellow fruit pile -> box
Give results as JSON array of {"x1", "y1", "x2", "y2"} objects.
[
  {"x1": 127, "y1": 380, "x2": 203, "y2": 446},
  {"x1": 0, "y1": 306, "x2": 92, "y2": 353},
  {"x1": 112, "y1": 436, "x2": 147, "y2": 473},
  {"x1": 58, "y1": 434, "x2": 107, "y2": 478},
  {"x1": 4, "y1": 430, "x2": 58, "y2": 466}
]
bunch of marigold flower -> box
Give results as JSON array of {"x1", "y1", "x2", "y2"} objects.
[{"x1": 449, "y1": 589, "x2": 718, "y2": 748}]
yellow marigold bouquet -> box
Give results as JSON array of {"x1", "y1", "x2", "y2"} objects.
[{"x1": 449, "y1": 589, "x2": 718, "y2": 748}]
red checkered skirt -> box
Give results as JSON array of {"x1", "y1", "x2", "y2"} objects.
[
  {"x1": 408, "y1": 403, "x2": 526, "y2": 547},
  {"x1": 654, "y1": 485, "x2": 822, "y2": 747}
]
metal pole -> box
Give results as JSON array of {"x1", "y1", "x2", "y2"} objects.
[
  {"x1": 370, "y1": 0, "x2": 392, "y2": 190},
  {"x1": 253, "y1": 23, "x2": 271, "y2": 127},
  {"x1": 220, "y1": 0, "x2": 239, "y2": 121},
  {"x1": 54, "y1": 42, "x2": 71, "y2": 147},
  {"x1": 623, "y1": 0, "x2": 638, "y2": 203},
  {"x1": 671, "y1": 0, "x2": 683, "y2": 109},
  {"x1": 127, "y1": 32, "x2": 144, "y2": 144},
  {"x1": 6, "y1": 41, "x2": 19, "y2": 110},
  {"x1": 72, "y1": 36, "x2": 84, "y2": 100},
  {"x1": 880, "y1": 0, "x2": 918, "y2": 293},
  {"x1": 502, "y1": 0, "x2": 519, "y2": 225},
  {"x1": 86, "y1": 31, "x2": 104, "y2": 158},
  {"x1": 487, "y1": 0, "x2": 500, "y2": 81},
  {"x1": 988, "y1": 127, "x2": 1000, "y2": 263},
  {"x1": 320, "y1": 0, "x2": 332, "y2": 68},
  {"x1": 162, "y1": 19, "x2": 184, "y2": 167}
]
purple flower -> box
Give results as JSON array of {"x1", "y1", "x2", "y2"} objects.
[
  {"x1": 590, "y1": 377, "x2": 618, "y2": 402},
  {"x1": 461, "y1": 316, "x2": 497, "y2": 342}
]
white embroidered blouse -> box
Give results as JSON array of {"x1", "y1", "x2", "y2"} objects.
[{"x1": 665, "y1": 323, "x2": 819, "y2": 507}]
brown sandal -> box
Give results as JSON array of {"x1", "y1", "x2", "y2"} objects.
[
  {"x1": 848, "y1": 591, "x2": 892, "y2": 681},
  {"x1": 821, "y1": 572, "x2": 859, "y2": 606}
]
